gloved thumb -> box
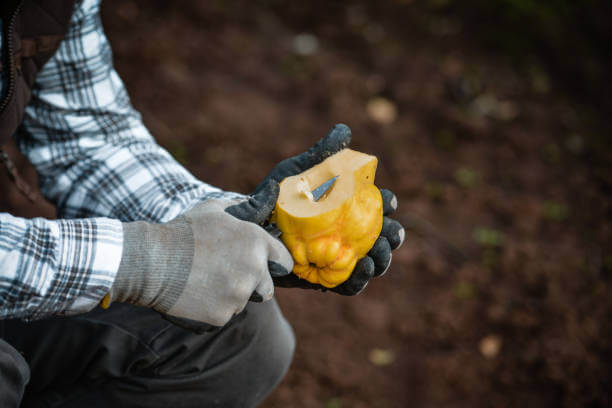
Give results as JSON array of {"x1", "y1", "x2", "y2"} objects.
[
  {"x1": 305, "y1": 123, "x2": 352, "y2": 167},
  {"x1": 252, "y1": 226, "x2": 294, "y2": 301},
  {"x1": 253, "y1": 123, "x2": 353, "y2": 194},
  {"x1": 265, "y1": 230, "x2": 294, "y2": 277},
  {"x1": 225, "y1": 179, "x2": 279, "y2": 224}
]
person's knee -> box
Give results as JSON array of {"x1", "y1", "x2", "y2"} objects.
[
  {"x1": 124, "y1": 300, "x2": 295, "y2": 408},
  {"x1": 241, "y1": 298, "x2": 295, "y2": 404},
  {"x1": 257, "y1": 301, "x2": 296, "y2": 388}
]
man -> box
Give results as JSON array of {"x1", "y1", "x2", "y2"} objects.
[{"x1": 0, "y1": 1, "x2": 405, "y2": 407}]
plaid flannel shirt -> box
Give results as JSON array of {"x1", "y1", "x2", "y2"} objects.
[{"x1": 0, "y1": 0, "x2": 243, "y2": 320}]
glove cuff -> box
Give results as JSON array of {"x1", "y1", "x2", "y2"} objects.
[{"x1": 112, "y1": 218, "x2": 194, "y2": 312}]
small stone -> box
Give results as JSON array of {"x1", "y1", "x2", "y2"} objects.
[
  {"x1": 367, "y1": 97, "x2": 397, "y2": 125},
  {"x1": 292, "y1": 33, "x2": 319, "y2": 56},
  {"x1": 479, "y1": 335, "x2": 502, "y2": 359},
  {"x1": 470, "y1": 94, "x2": 518, "y2": 121}
]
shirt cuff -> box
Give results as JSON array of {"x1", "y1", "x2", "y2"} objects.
[{"x1": 54, "y1": 217, "x2": 123, "y2": 316}]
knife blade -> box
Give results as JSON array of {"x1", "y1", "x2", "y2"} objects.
[
  {"x1": 265, "y1": 175, "x2": 339, "y2": 240},
  {"x1": 311, "y1": 175, "x2": 338, "y2": 201}
]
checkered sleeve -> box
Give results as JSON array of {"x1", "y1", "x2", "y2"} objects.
[
  {"x1": 1, "y1": 0, "x2": 243, "y2": 319},
  {"x1": 0, "y1": 213, "x2": 123, "y2": 319},
  {"x1": 18, "y1": 0, "x2": 243, "y2": 222}
]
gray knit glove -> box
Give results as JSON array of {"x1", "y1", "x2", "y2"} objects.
[{"x1": 110, "y1": 181, "x2": 293, "y2": 327}]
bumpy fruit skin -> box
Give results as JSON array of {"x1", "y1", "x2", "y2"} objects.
[{"x1": 274, "y1": 152, "x2": 383, "y2": 288}]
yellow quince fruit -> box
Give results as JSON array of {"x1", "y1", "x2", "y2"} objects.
[{"x1": 274, "y1": 149, "x2": 383, "y2": 287}]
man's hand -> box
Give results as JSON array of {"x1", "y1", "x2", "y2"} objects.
[
  {"x1": 239, "y1": 124, "x2": 405, "y2": 295},
  {"x1": 110, "y1": 181, "x2": 293, "y2": 327}
]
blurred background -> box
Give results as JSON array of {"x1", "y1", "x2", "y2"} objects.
[{"x1": 2, "y1": 0, "x2": 611, "y2": 407}]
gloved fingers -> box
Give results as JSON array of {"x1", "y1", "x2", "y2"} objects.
[
  {"x1": 268, "y1": 260, "x2": 290, "y2": 278},
  {"x1": 381, "y1": 216, "x2": 405, "y2": 250},
  {"x1": 331, "y1": 256, "x2": 375, "y2": 296},
  {"x1": 225, "y1": 179, "x2": 279, "y2": 224},
  {"x1": 264, "y1": 223, "x2": 283, "y2": 239},
  {"x1": 273, "y1": 273, "x2": 327, "y2": 290},
  {"x1": 235, "y1": 225, "x2": 290, "y2": 302},
  {"x1": 253, "y1": 271, "x2": 275, "y2": 302},
  {"x1": 255, "y1": 124, "x2": 352, "y2": 192},
  {"x1": 264, "y1": 230, "x2": 294, "y2": 276},
  {"x1": 369, "y1": 236, "x2": 392, "y2": 277},
  {"x1": 271, "y1": 274, "x2": 295, "y2": 288},
  {"x1": 380, "y1": 188, "x2": 398, "y2": 216}
]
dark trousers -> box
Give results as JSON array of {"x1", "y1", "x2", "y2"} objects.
[{"x1": 0, "y1": 299, "x2": 295, "y2": 408}]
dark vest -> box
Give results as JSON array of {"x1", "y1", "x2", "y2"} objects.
[{"x1": 0, "y1": 0, "x2": 77, "y2": 145}]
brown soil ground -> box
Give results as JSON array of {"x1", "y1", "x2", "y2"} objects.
[{"x1": 2, "y1": 1, "x2": 610, "y2": 407}]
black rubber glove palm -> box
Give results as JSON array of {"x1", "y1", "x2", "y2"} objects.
[{"x1": 249, "y1": 123, "x2": 405, "y2": 295}]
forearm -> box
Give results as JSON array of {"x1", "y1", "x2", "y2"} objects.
[{"x1": 0, "y1": 213, "x2": 122, "y2": 320}]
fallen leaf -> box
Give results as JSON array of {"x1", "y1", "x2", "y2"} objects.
[
  {"x1": 326, "y1": 398, "x2": 343, "y2": 408},
  {"x1": 369, "y1": 348, "x2": 396, "y2": 366}
]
